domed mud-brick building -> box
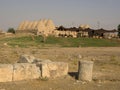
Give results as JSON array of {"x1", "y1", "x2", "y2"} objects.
[{"x1": 16, "y1": 19, "x2": 56, "y2": 36}]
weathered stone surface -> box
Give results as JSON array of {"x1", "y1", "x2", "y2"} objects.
[
  {"x1": 33, "y1": 58, "x2": 52, "y2": 63},
  {"x1": 0, "y1": 64, "x2": 13, "y2": 82},
  {"x1": 78, "y1": 60, "x2": 94, "y2": 81},
  {"x1": 13, "y1": 63, "x2": 41, "y2": 81},
  {"x1": 53, "y1": 62, "x2": 68, "y2": 78},
  {"x1": 18, "y1": 54, "x2": 35, "y2": 63},
  {"x1": 37, "y1": 62, "x2": 68, "y2": 78},
  {"x1": 18, "y1": 55, "x2": 52, "y2": 64},
  {"x1": 39, "y1": 63, "x2": 50, "y2": 78}
]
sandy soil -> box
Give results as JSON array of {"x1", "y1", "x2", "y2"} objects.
[{"x1": 0, "y1": 46, "x2": 120, "y2": 90}]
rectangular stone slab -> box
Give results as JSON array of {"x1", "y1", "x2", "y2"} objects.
[
  {"x1": 37, "y1": 62, "x2": 68, "y2": 78},
  {"x1": 13, "y1": 63, "x2": 41, "y2": 81},
  {"x1": 0, "y1": 64, "x2": 13, "y2": 82}
]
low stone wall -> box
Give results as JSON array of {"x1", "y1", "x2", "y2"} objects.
[
  {"x1": 0, "y1": 63, "x2": 40, "y2": 82},
  {"x1": 0, "y1": 55, "x2": 68, "y2": 82},
  {"x1": 18, "y1": 55, "x2": 68, "y2": 79}
]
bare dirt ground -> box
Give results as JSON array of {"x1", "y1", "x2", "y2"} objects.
[{"x1": 0, "y1": 45, "x2": 120, "y2": 90}]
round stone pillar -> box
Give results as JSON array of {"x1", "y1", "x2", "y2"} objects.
[{"x1": 78, "y1": 60, "x2": 94, "y2": 81}]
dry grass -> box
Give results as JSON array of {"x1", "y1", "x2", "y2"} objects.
[{"x1": 0, "y1": 35, "x2": 120, "y2": 90}]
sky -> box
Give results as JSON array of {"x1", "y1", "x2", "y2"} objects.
[{"x1": 0, "y1": 0, "x2": 120, "y2": 31}]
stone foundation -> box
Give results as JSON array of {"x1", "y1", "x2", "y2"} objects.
[
  {"x1": 0, "y1": 55, "x2": 68, "y2": 82},
  {"x1": 13, "y1": 63, "x2": 41, "y2": 81}
]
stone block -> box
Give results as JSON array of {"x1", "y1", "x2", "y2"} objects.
[
  {"x1": 56, "y1": 62, "x2": 68, "y2": 77},
  {"x1": 0, "y1": 64, "x2": 13, "y2": 82},
  {"x1": 13, "y1": 63, "x2": 41, "y2": 81},
  {"x1": 37, "y1": 62, "x2": 68, "y2": 78},
  {"x1": 40, "y1": 63, "x2": 50, "y2": 78},
  {"x1": 18, "y1": 54, "x2": 52, "y2": 64},
  {"x1": 17, "y1": 54, "x2": 35, "y2": 63},
  {"x1": 33, "y1": 58, "x2": 52, "y2": 63}
]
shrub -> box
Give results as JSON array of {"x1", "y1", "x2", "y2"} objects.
[
  {"x1": 118, "y1": 24, "x2": 120, "y2": 38},
  {"x1": 7, "y1": 28, "x2": 15, "y2": 34}
]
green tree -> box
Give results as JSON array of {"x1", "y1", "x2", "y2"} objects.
[
  {"x1": 7, "y1": 28, "x2": 15, "y2": 34},
  {"x1": 118, "y1": 25, "x2": 120, "y2": 38}
]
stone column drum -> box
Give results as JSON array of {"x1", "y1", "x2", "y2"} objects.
[{"x1": 78, "y1": 60, "x2": 94, "y2": 81}]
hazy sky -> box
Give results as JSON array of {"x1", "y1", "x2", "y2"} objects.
[{"x1": 0, "y1": 0, "x2": 120, "y2": 31}]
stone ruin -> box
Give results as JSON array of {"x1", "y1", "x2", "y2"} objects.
[
  {"x1": 78, "y1": 60, "x2": 94, "y2": 81},
  {"x1": 0, "y1": 55, "x2": 94, "y2": 83},
  {"x1": 0, "y1": 55, "x2": 68, "y2": 82}
]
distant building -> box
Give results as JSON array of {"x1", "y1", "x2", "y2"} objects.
[
  {"x1": 16, "y1": 19, "x2": 56, "y2": 36},
  {"x1": 16, "y1": 20, "x2": 118, "y2": 39},
  {"x1": 79, "y1": 24, "x2": 90, "y2": 30}
]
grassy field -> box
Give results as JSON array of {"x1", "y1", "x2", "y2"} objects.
[
  {"x1": 0, "y1": 35, "x2": 120, "y2": 47},
  {"x1": 0, "y1": 35, "x2": 120, "y2": 90}
]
